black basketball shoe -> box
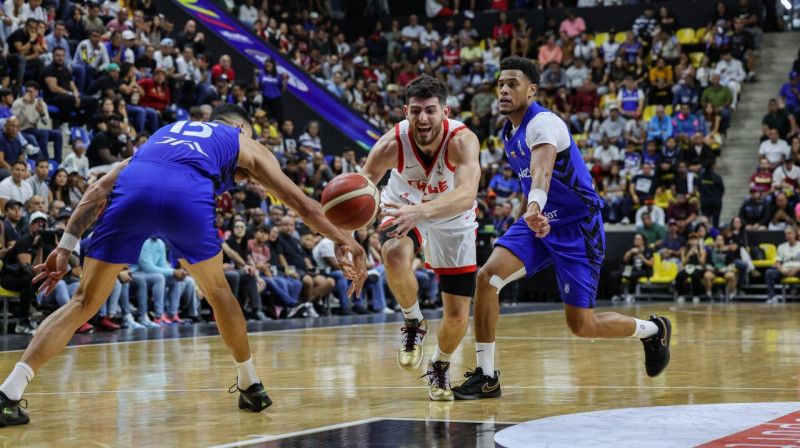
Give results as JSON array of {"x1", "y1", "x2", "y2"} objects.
[
  {"x1": 0, "y1": 392, "x2": 29, "y2": 426},
  {"x1": 230, "y1": 381, "x2": 273, "y2": 412},
  {"x1": 451, "y1": 368, "x2": 501, "y2": 400},
  {"x1": 641, "y1": 314, "x2": 672, "y2": 377}
]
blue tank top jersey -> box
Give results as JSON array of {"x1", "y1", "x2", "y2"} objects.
[
  {"x1": 502, "y1": 102, "x2": 603, "y2": 226},
  {"x1": 132, "y1": 121, "x2": 241, "y2": 196}
]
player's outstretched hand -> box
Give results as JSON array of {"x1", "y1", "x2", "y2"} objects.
[
  {"x1": 524, "y1": 204, "x2": 551, "y2": 239},
  {"x1": 32, "y1": 247, "x2": 71, "y2": 295},
  {"x1": 336, "y1": 243, "x2": 367, "y2": 298},
  {"x1": 379, "y1": 202, "x2": 424, "y2": 239}
]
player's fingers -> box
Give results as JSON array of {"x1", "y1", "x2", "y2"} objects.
[
  {"x1": 32, "y1": 263, "x2": 46, "y2": 274},
  {"x1": 383, "y1": 202, "x2": 402, "y2": 210},
  {"x1": 32, "y1": 270, "x2": 49, "y2": 284},
  {"x1": 38, "y1": 278, "x2": 56, "y2": 295}
]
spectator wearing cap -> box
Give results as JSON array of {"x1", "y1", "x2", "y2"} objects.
[
  {"x1": 480, "y1": 137, "x2": 504, "y2": 170},
  {"x1": 0, "y1": 160, "x2": 34, "y2": 211},
  {"x1": 121, "y1": 30, "x2": 138, "y2": 62},
  {"x1": 0, "y1": 210, "x2": 50, "y2": 334},
  {"x1": 24, "y1": 159, "x2": 49, "y2": 210},
  {"x1": 739, "y1": 187, "x2": 769, "y2": 230},
  {"x1": 43, "y1": 47, "x2": 99, "y2": 128},
  {"x1": 759, "y1": 128, "x2": 791, "y2": 170},
  {"x1": 138, "y1": 67, "x2": 173, "y2": 125},
  {"x1": 7, "y1": 18, "x2": 45, "y2": 87},
  {"x1": 3, "y1": 199, "x2": 26, "y2": 239},
  {"x1": 73, "y1": 29, "x2": 110, "y2": 92},
  {"x1": 487, "y1": 164, "x2": 520, "y2": 205},
  {"x1": 635, "y1": 198, "x2": 665, "y2": 228},
  {"x1": 86, "y1": 116, "x2": 132, "y2": 170},
  {"x1": 12, "y1": 80, "x2": 61, "y2": 162},
  {"x1": 779, "y1": 71, "x2": 800, "y2": 119},
  {"x1": 772, "y1": 154, "x2": 800, "y2": 199},
  {"x1": 87, "y1": 61, "x2": 122, "y2": 100}
]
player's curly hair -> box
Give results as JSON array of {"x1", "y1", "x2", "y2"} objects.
[
  {"x1": 499, "y1": 56, "x2": 541, "y2": 85},
  {"x1": 404, "y1": 75, "x2": 447, "y2": 105},
  {"x1": 210, "y1": 103, "x2": 251, "y2": 128}
]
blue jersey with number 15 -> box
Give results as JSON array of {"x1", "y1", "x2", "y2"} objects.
[{"x1": 132, "y1": 121, "x2": 242, "y2": 196}]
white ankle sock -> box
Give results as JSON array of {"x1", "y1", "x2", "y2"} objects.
[
  {"x1": 631, "y1": 318, "x2": 659, "y2": 338},
  {"x1": 235, "y1": 356, "x2": 259, "y2": 389},
  {"x1": 0, "y1": 362, "x2": 34, "y2": 401},
  {"x1": 476, "y1": 342, "x2": 495, "y2": 375},
  {"x1": 430, "y1": 345, "x2": 451, "y2": 363},
  {"x1": 401, "y1": 302, "x2": 424, "y2": 322}
]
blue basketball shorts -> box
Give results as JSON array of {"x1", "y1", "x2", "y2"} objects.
[
  {"x1": 494, "y1": 212, "x2": 605, "y2": 308},
  {"x1": 87, "y1": 160, "x2": 221, "y2": 265}
]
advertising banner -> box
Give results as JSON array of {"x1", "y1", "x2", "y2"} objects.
[{"x1": 174, "y1": 0, "x2": 381, "y2": 151}]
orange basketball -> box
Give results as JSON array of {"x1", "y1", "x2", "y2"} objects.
[{"x1": 321, "y1": 173, "x2": 381, "y2": 230}]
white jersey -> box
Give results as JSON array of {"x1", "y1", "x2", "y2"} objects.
[
  {"x1": 382, "y1": 118, "x2": 476, "y2": 227},
  {"x1": 380, "y1": 118, "x2": 477, "y2": 273}
]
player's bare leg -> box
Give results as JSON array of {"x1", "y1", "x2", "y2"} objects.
[
  {"x1": 382, "y1": 237, "x2": 427, "y2": 370},
  {"x1": 423, "y1": 292, "x2": 470, "y2": 401},
  {"x1": 0, "y1": 258, "x2": 124, "y2": 425},
  {"x1": 182, "y1": 252, "x2": 272, "y2": 412}
]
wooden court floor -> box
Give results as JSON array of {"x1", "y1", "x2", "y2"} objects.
[{"x1": 0, "y1": 303, "x2": 799, "y2": 447}]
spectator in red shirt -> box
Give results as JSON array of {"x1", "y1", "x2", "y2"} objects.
[
  {"x1": 138, "y1": 67, "x2": 174, "y2": 124},
  {"x1": 750, "y1": 157, "x2": 775, "y2": 194},
  {"x1": 666, "y1": 193, "x2": 698, "y2": 235},
  {"x1": 396, "y1": 62, "x2": 419, "y2": 87},
  {"x1": 211, "y1": 54, "x2": 234, "y2": 84},
  {"x1": 493, "y1": 12, "x2": 514, "y2": 54},
  {"x1": 572, "y1": 79, "x2": 599, "y2": 133}
]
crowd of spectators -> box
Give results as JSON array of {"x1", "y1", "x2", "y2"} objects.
[{"x1": 0, "y1": 0, "x2": 795, "y2": 333}]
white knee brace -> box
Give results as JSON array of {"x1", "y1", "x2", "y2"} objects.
[{"x1": 489, "y1": 267, "x2": 527, "y2": 294}]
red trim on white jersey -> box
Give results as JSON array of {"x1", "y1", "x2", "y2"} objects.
[
  {"x1": 432, "y1": 265, "x2": 478, "y2": 275},
  {"x1": 408, "y1": 119, "x2": 450, "y2": 177},
  {"x1": 394, "y1": 124, "x2": 403, "y2": 174},
  {"x1": 443, "y1": 125, "x2": 467, "y2": 172}
]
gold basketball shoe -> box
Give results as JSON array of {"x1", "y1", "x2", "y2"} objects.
[
  {"x1": 398, "y1": 318, "x2": 428, "y2": 369},
  {"x1": 422, "y1": 361, "x2": 454, "y2": 401}
]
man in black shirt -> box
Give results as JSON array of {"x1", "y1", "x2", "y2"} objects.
[
  {"x1": 681, "y1": 132, "x2": 714, "y2": 174},
  {"x1": 730, "y1": 18, "x2": 756, "y2": 80},
  {"x1": 273, "y1": 217, "x2": 329, "y2": 311},
  {"x1": 698, "y1": 161, "x2": 725, "y2": 228},
  {"x1": 174, "y1": 20, "x2": 206, "y2": 55},
  {"x1": 7, "y1": 19, "x2": 44, "y2": 88},
  {"x1": 0, "y1": 211, "x2": 49, "y2": 334},
  {"x1": 134, "y1": 45, "x2": 157, "y2": 78},
  {"x1": 739, "y1": 187, "x2": 769, "y2": 230},
  {"x1": 87, "y1": 62, "x2": 123, "y2": 100},
  {"x1": 42, "y1": 47, "x2": 98, "y2": 127},
  {"x1": 86, "y1": 116, "x2": 133, "y2": 168},
  {"x1": 622, "y1": 162, "x2": 657, "y2": 223}
]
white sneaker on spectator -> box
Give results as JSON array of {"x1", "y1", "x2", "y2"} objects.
[
  {"x1": 137, "y1": 315, "x2": 160, "y2": 328},
  {"x1": 60, "y1": 122, "x2": 70, "y2": 137},
  {"x1": 692, "y1": 296, "x2": 700, "y2": 303},
  {"x1": 625, "y1": 294, "x2": 635, "y2": 303},
  {"x1": 676, "y1": 296, "x2": 685, "y2": 304},
  {"x1": 620, "y1": 217, "x2": 630, "y2": 225},
  {"x1": 379, "y1": 307, "x2": 396, "y2": 314},
  {"x1": 464, "y1": 9, "x2": 474, "y2": 18},
  {"x1": 611, "y1": 295, "x2": 621, "y2": 303},
  {"x1": 123, "y1": 313, "x2": 145, "y2": 329}
]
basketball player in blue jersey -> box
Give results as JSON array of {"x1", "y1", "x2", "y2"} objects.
[
  {"x1": 0, "y1": 104, "x2": 367, "y2": 426},
  {"x1": 451, "y1": 57, "x2": 672, "y2": 400}
]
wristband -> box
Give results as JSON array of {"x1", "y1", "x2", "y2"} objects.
[
  {"x1": 57, "y1": 232, "x2": 79, "y2": 252},
  {"x1": 527, "y1": 188, "x2": 547, "y2": 211}
]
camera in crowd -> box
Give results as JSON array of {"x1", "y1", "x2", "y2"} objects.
[{"x1": 36, "y1": 228, "x2": 64, "y2": 251}]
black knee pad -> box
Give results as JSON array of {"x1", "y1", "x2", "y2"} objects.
[{"x1": 439, "y1": 271, "x2": 477, "y2": 297}]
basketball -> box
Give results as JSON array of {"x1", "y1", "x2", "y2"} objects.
[{"x1": 321, "y1": 173, "x2": 381, "y2": 230}]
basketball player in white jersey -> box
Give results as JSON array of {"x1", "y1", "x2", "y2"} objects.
[{"x1": 360, "y1": 75, "x2": 481, "y2": 401}]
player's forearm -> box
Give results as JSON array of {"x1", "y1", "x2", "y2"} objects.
[
  {"x1": 296, "y1": 199, "x2": 354, "y2": 247},
  {"x1": 417, "y1": 186, "x2": 476, "y2": 220},
  {"x1": 65, "y1": 184, "x2": 108, "y2": 238}
]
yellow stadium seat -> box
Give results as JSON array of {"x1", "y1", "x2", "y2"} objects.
[
  {"x1": 695, "y1": 27, "x2": 707, "y2": 41},
  {"x1": 642, "y1": 104, "x2": 658, "y2": 123},
  {"x1": 0, "y1": 284, "x2": 20, "y2": 336},
  {"x1": 676, "y1": 28, "x2": 696, "y2": 45},
  {"x1": 781, "y1": 277, "x2": 800, "y2": 285},
  {"x1": 479, "y1": 39, "x2": 486, "y2": 51},
  {"x1": 665, "y1": 105, "x2": 673, "y2": 116},
  {"x1": 594, "y1": 32, "x2": 610, "y2": 47},
  {"x1": 614, "y1": 31, "x2": 627, "y2": 43},
  {"x1": 752, "y1": 244, "x2": 777, "y2": 269},
  {"x1": 689, "y1": 52, "x2": 705, "y2": 68},
  {"x1": 641, "y1": 254, "x2": 679, "y2": 285}
]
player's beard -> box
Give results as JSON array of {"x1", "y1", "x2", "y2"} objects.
[{"x1": 414, "y1": 120, "x2": 441, "y2": 146}]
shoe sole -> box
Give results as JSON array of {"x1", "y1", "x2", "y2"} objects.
[
  {"x1": 452, "y1": 389, "x2": 501, "y2": 400},
  {"x1": 429, "y1": 392, "x2": 455, "y2": 401},
  {"x1": 238, "y1": 394, "x2": 273, "y2": 412},
  {"x1": 0, "y1": 416, "x2": 30, "y2": 427},
  {"x1": 648, "y1": 316, "x2": 672, "y2": 378}
]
